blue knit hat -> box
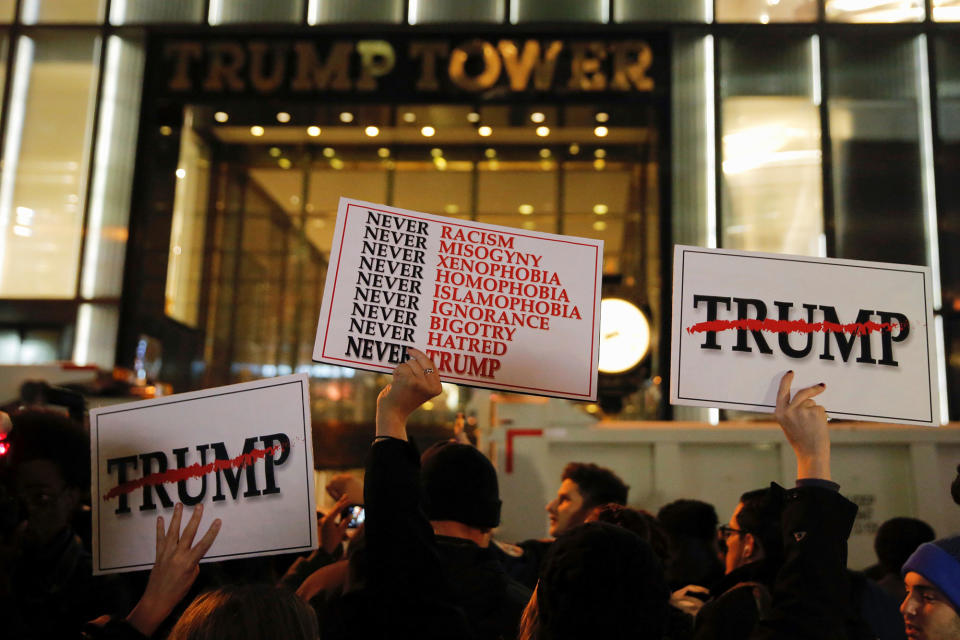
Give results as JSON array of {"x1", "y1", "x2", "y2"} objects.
[{"x1": 902, "y1": 535, "x2": 960, "y2": 610}]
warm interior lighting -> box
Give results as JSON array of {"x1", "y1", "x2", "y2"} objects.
[
  {"x1": 594, "y1": 149, "x2": 607, "y2": 158},
  {"x1": 530, "y1": 111, "x2": 546, "y2": 123},
  {"x1": 518, "y1": 204, "x2": 534, "y2": 215},
  {"x1": 276, "y1": 111, "x2": 291, "y2": 123},
  {"x1": 539, "y1": 148, "x2": 551, "y2": 158},
  {"x1": 307, "y1": 126, "x2": 321, "y2": 137},
  {"x1": 598, "y1": 298, "x2": 650, "y2": 373},
  {"x1": 278, "y1": 158, "x2": 292, "y2": 169},
  {"x1": 467, "y1": 111, "x2": 480, "y2": 123},
  {"x1": 594, "y1": 126, "x2": 609, "y2": 137},
  {"x1": 569, "y1": 143, "x2": 580, "y2": 154},
  {"x1": 484, "y1": 148, "x2": 496, "y2": 158},
  {"x1": 269, "y1": 147, "x2": 282, "y2": 157},
  {"x1": 159, "y1": 126, "x2": 172, "y2": 136},
  {"x1": 478, "y1": 125, "x2": 493, "y2": 137},
  {"x1": 364, "y1": 126, "x2": 380, "y2": 137},
  {"x1": 377, "y1": 147, "x2": 390, "y2": 158},
  {"x1": 593, "y1": 204, "x2": 608, "y2": 215},
  {"x1": 214, "y1": 111, "x2": 229, "y2": 123},
  {"x1": 536, "y1": 126, "x2": 550, "y2": 137},
  {"x1": 420, "y1": 126, "x2": 436, "y2": 137},
  {"x1": 339, "y1": 111, "x2": 354, "y2": 123},
  {"x1": 250, "y1": 126, "x2": 265, "y2": 137},
  {"x1": 322, "y1": 147, "x2": 335, "y2": 158},
  {"x1": 595, "y1": 112, "x2": 609, "y2": 123},
  {"x1": 592, "y1": 220, "x2": 607, "y2": 231},
  {"x1": 402, "y1": 112, "x2": 416, "y2": 123}
]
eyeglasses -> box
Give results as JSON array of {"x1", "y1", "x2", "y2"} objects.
[{"x1": 718, "y1": 524, "x2": 747, "y2": 540}]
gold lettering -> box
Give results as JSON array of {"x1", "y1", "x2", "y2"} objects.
[
  {"x1": 567, "y1": 42, "x2": 607, "y2": 92},
  {"x1": 355, "y1": 40, "x2": 396, "y2": 91},
  {"x1": 248, "y1": 41, "x2": 288, "y2": 93},
  {"x1": 410, "y1": 41, "x2": 449, "y2": 91},
  {"x1": 449, "y1": 39, "x2": 501, "y2": 92},
  {"x1": 611, "y1": 41, "x2": 654, "y2": 91},
  {"x1": 291, "y1": 41, "x2": 352, "y2": 91},
  {"x1": 498, "y1": 40, "x2": 562, "y2": 91},
  {"x1": 165, "y1": 42, "x2": 203, "y2": 92},
  {"x1": 202, "y1": 42, "x2": 247, "y2": 92}
]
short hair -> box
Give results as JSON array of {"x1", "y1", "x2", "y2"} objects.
[
  {"x1": 735, "y1": 488, "x2": 784, "y2": 562},
  {"x1": 656, "y1": 499, "x2": 718, "y2": 541},
  {"x1": 875, "y1": 517, "x2": 935, "y2": 574},
  {"x1": 591, "y1": 503, "x2": 671, "y2": 565},
  {"x1": 561, "y1": 463, "x2": 628, "y2": 509},
  {"x1": 168, "y1": 584, "x2": 318, "y2": 640},
  {"x1": 8, "y1": 409, "x2": 89, "y2": 490}
]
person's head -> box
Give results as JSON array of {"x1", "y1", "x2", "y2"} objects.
[
  {"x1": 420, "y1": 441, "x2": 501, "y2": 533},
  {"x1": 900, "y1": 536, "x2": 960, "y2": 640},
  {"x1": 168, "y1": 584, "x2": 318, "y2": 640},
  {"x1": 656, "y1": 498, "x2": 723, "y2": 588},
  {"x1": 8, "y1": 409, "x2": 89, "y2": 546},
  {"x1": 546, "y1": 462, "x2": 628, "y2": 537},
  {"x1": 875, "y1": 517, "x2": 935, "y2": 575},
  {"x1": 587, "y1": 503, "x2": 671, "y2": 565},
  {"x1": 537, "y1": 522, "x2": 668, "y2": 640},
  {"x1": 722, "y1": 488, "x2": 783, "y2": 575}
]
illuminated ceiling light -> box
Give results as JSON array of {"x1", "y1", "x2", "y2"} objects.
[
  {"x1": 364, "y1": 125, "x2": 380, "y2": 137},
  {"x1": 322, "y1": 147, "x2": 336, "y2": 158},
  {"x1": 434, "y1": 157, "x2": 448, "y2": 170},
  {"x1": 377, "y1": 147, "x2": 391, "y2": 158},
  {"x1": 759, "y1": 13, "x2": 770, "y2": 23},
  {"x1": 269, "y1": 147, "x2": 282, "y2": 157},
  {"x1": 594, "y1": 149, "x2": 607, "y2": 159},
  {"x1": 430, "y1": 148, "x2": 443, "y2": 158},
  {"x1": 250, "y1": 125, "x2": 265, "y2": 137},
  {"x1": 278, "y1": 158, "x2": 292, "y2": 169},
  {"x1": 159, "y1": 125, "x2": 172, "y2": 136},
  {"x1": 518, "y1": 204, "x2": 534, "y2": 215},
  {"x1": 598, "y1": 298, "x2": 650, "y2": 373},
  {"x1": 214, "y1": 111, "x2": 229, "y2": 123},
  {"x1": 276, "y1": 111, "x2": 291, "y2": 123},
  {"x1": 339, "y1": 111, "x2": 354, "y2": 123},
  {"x1": 540, "y1": 160, "x2": 553, "y2": 171},
  {"x1": 331, "y1": 158, "x2": 344, "y2": 170},
  {"x1": 484, "y1": 148, "x2": 496, "y2": 159},
  {"x1": 593, "y1": 203, "x2": 609, "y2": 215},
  {"x1": 592, "y1": 220, "x2": 607, "y2": 231},
  {"x1": 539, "y1": 148, "x2": 551, "y2": 158},
  {"x1": 569, "y1": 143, "x2": 580, "y2": 155},
  {"x1": 489, "y1": 160, "x2": 500, "y2": 170},
  {"x1": 467, "y1": 111, "x2": 481, "y2": 123},
  {"x1": 530, "y1": 111, "x2": 546, "y2": 123},
  {"x1": 536, "y1": 126, "x2": 550, "y2": 137},
  {"x1": 478, "y1": 125, "x2": 493, "y2": 137},
  {"x1": 594, "y1": 159, "x2": 606, "y2": 170},
  {"x1": 175, "y1": 168, "x2": 186, "y2": 179},
  {"x1": 402, "y1": 111, "x2": 417, "y2": 123},
  {"x1": 595, "y1": 111, "x2": 610, "y2": 123},
  {"x1": 594, "y1": 126, "x2": 609, "y2": 138},
  {"x1": 307, "y1": 126, "x2": 321, "y2": 137},
  {"x1": 444, "y1": 204, "x2": 459, "y2": 214},
  {"x1": 768, "y1": 0, "x2": 780, "y2": 4},
  {"x1": 420, "y1": 125, "x2": 436, "y2": 137}
]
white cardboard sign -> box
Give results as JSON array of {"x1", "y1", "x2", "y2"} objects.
[
  {"x1": 670, "y1": 245, "x2": 940, "y2": 426},
  {"x1": 90, "y1": 374, "x2": 317, "y2": 574},
  {"x1": 313, "y1": 198, "x2": 603, "y2": 401}
]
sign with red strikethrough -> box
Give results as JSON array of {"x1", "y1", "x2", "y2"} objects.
[
  {"x1": 313, "y1": 198, "x2": 604, "y2": 401},
  {"x1": 670, "y1": 246, "x2": 941, "y2": 426}
]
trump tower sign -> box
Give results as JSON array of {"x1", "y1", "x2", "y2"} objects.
[
  {"x1": 670, "y1": 246, "x2": 940, "y2": 426},
  {"x1": 313, "y1": 198, "x2": 604, "y2": 401},
  {"x1": 90, "y1": 374, "x2": 317, "y2": 574}
]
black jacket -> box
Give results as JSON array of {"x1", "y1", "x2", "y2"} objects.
[{"x1": 694, "y1": 559, "x2": 780, "y2": 640}]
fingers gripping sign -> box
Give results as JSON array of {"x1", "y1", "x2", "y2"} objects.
[
  {"x1": 376, "y1": 348, "x2": 443, "y2": 440},
  {"x1": 774, "y1": 371, "x2": 831, "y2": 481}
]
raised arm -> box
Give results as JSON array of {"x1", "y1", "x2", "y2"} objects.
[
  {"x1": 375, "y1": 347, "x2": 442, "y2": 441},
  {"x1": 773, "y1": 371, "x2": 830, "y2": 481}
]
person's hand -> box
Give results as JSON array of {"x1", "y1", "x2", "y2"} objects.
[
  {"x1": 376, "y1": 348, "x2": 442, "y2": 439},
  {"x1": 774, "y1": 371, "x2": 830, "y2": 480},
  {"x1": 126, "y1": 503, "x2": 221, "y2": 637},
  {"x1": 325, "y1": 473, "x2": 364, "y2": 505},
  {"x1": 319, "y1": 494, "x2": 352, "y2": 555},
  {"x1": 670, "y1": 584, "x2": 710, "y2": 617}
]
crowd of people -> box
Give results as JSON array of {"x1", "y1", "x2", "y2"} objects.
[{"x1": 1, "y1": 348, "x2": 959, "y2": 640}]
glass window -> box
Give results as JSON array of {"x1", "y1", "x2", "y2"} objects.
[
  {"x1": 934, "y1": 36, "x2": 960, "y2": 311},
  {"x1": 394, "y1": 169, "x2": 472, "y2": 218},
  {"x1": 826, "y1": 35, "x2": 927, "y2": 265},
  {"x1": 615, "y1": 0, "x2": 707, "y2": 21},
  {"x1": 717, "y1": 0, "x2": 817, "y2": 22},
  {"x1": 209, "y1": 0, "x2": 303, "y2": 25},
  {"x1": 0, "y1": 31, "x2": 100, "y2": 298},
  {"x1": 20, "y1": 0, "x2": 104, "y2": 23},
  {"x1": 412, "y1": 0, "x2": 503, "y2": 23},
  {"x1": 110, "y1": 0, "x2": 205, "y2": 24},
  {"x1": 825, "y1": 0, "x2": 924, "y2": 22},
  {"x1": 720, "y1": 35, "x2": 823, "y2": 256},
  {"x1": 934, "y1": 0, "x2": 960, "y2": 20},
  {"x1": 309, "y1": 0, "x2": 403, "y2": 23},
  {"x1": 512, "y1": 0, "x2": 606, "y2": 23},
  {"x1": 74, "y1": 303, "x2": 119, "y2": 367}
]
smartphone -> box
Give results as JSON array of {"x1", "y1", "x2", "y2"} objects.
[{"x1": 341, "y1": 504, "x2": 365, "y2": 529}]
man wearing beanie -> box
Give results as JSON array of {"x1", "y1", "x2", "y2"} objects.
[
  {"x1": 901, "y1": 536, "x2": 960, "y2": 640},
  {"x1": 348, "y1": 348, "x2": 529, "y2": 640}
]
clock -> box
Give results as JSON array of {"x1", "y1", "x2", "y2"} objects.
[{"x1": 598, "y1": 298, "x2": 650, "y2": 374}]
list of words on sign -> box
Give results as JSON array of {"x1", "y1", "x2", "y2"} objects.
[
  {"x1": 345, "y1": 211, "x2": 427, "y2": 364},
  {"x1": 428, "y1": 225, "x2": 582, "y2": 379}
]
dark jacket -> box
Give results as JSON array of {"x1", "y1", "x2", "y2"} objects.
[
  {"x1": 493, "y1": 537, "x2": 553, "y2": 590},
  {"x1": 694, "y1": 559, "x2": 780, "y2": 640}
]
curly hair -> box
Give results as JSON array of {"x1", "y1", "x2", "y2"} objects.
[{"x1": 561, "y1": 463, "x2": 628, "y2": 509}]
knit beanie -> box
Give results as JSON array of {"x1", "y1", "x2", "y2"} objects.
[
  {"x1": 538, "y1": 522, "x2": 669, "y2": 640},
  {"x1": 420, "y1": 441, "x2": 501, "y2": 529},
  {"x1": 902, "y1": 535, "x2": 960, "y2": 610}
]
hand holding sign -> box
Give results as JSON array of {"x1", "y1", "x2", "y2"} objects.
[
  {"x1": 376, "y1": 348, "x2": 442, "y2": 440},
  {"x1": 774, "y1": 372, "x2": 830, "y2": 481},
  {"x1": 126, "y1": 503, "x2": 221, "y2": 636}
]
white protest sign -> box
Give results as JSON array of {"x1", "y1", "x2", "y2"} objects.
[
  {"x1": 670, "y1": 245, "x2": 940, "y2": 426},
  {"x1": 90, "y1": 374, "x2": 317, "y2": 574},
  {"x1": 314, "y1": 198, "x2": 603, "y2": 401}
]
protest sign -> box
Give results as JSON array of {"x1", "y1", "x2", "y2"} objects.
[
  {"x1": 313, "y1": 198, "x2": 603, "y2": 401},
  {"x1": 670, "y1": 245, "x2": 940, "y2": 426},
  {"x1": 90, "y1": 374, "x2": 317, "y2": 574}
]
